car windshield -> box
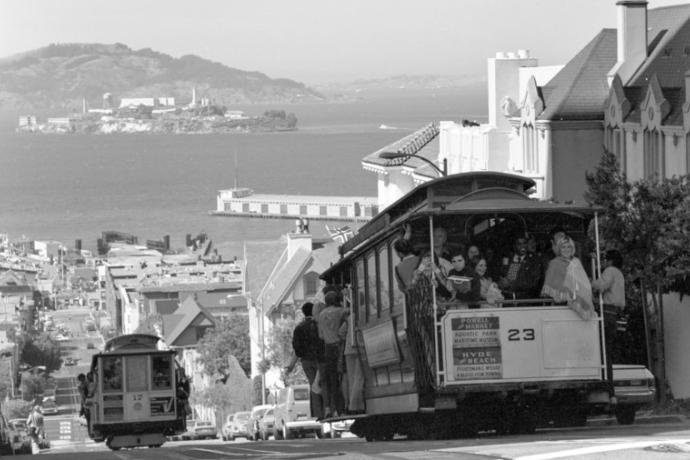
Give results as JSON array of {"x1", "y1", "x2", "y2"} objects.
[
  {"x1": 294, "y1": 388, "x2": 309, "y2": 401},
  {"x1": 236, "y1": 412, "x2": 249, "y2": 421}
]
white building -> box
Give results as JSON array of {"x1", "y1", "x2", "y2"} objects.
[{"x1": 214, "y1": 187, "x2": 378, "y2": 222}]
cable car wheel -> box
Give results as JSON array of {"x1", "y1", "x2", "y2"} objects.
[{"x1": 105, "y1": 437, "x2": 121, "y2": 451}]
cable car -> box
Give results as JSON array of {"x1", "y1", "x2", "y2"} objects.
[
  {"x1": 87, "y1": 334, "x2": 188, "y2": 450},
  {"x1": 321, "y1": 172, "x2": 613, "y2": 440}
]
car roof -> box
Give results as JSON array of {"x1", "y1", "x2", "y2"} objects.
[{"x1": 251, "y1": 404, "x2": 272, "y2": 413}]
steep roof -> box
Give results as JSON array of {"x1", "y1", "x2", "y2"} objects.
[
  {"x1": 243, "y1": 238, "x2": 286, "y2": 300},
  {"x1": 540, "y1": 5, "x2": 690, "y2": 123},
  {"x1": 628, "y1": 4, "x2": 690, "y2": 88},
  {"x1": 538, "y1": 29, "x2": 617, "y2": 121},
  {"x1": 162, "y1": 295, "x2": 215, "y2": 346},
  {"x1": 260, "y1": 246, "x2": 311, "y2": 315}
]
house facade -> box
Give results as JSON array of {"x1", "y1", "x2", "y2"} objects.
[{"x1": 247, "y1": 221, "x2": 339, "y2": 394}]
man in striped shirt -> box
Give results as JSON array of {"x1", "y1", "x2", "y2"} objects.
[{"x1": 317, "y1": 291, "x2": 349, "y2": 418}]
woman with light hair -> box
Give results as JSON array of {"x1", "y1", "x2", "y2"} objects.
[{"x1": 541, "y1": 236, "x2": 594, "y2": 320}]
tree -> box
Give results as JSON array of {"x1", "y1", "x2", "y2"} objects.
[
  {"x1": 3, "y1": 398, "x2": 32, "y2": 419},
  {"x1": 264, "y1": 315, "x2": 307, "y2": 386},
  {"x1": 16, "y1": 333, "x2": 62, "y2": 374},
  {"x1": 19, "y1": 372, "x2": 44, "y2": 402},
  {"x1": 585, "y1": 151, "x2": 690, "y2": 401},
  {"x1": 196, "y1": 315, "x2": 250, "y2": 382}
]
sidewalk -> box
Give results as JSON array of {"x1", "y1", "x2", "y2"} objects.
[{"x1": 43, "y1": 438, "x2": 103, "y2": 453}]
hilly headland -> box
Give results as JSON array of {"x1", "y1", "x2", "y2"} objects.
[{"x1": 2, "y1": 43, "x2": 326, "y2": 134}]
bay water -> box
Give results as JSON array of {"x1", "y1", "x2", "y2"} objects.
[{"x1": 0, "y1": 88, "x2": 486, "y2": 254}]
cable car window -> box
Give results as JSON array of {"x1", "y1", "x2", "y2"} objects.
[
  {"x1": 102, "y1": 357, "x2": 123, "y2": 393},
  {"x1": 356, "y1": 259, "x2": 365, "y2": 325},
  {"x1": 126, "y1": 355, "x2": 149, "y2": 392},
  {"x1": 152, "y1": 355, "x2": 172, "y2": 390},
  {"x1": 366, "y1": 251, "x2": 376, "y2": 322},
  {"x1": 378, "y1": 245, "x2": 391, "y2": 315}
]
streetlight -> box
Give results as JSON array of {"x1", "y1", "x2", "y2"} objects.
[{"x1": 378, "y1": 151, "x2": 447, "y2": 177}]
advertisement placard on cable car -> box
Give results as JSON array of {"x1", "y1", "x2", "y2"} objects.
[
  {"x1": 442, "y1": 306, "x2": 602, "y2": 385},
  {"x1": 362, "y1": 320, "x2": 401, "y2": 368}
]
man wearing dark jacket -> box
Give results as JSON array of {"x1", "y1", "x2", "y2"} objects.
[
  {"x1": 498, "y1": 236, "x2": 543, "y2": 299},
  {"x1": 285, "y1": 302, "x2": 324, "y2": 419}
]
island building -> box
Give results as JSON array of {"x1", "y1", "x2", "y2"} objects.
[
  {"x1": 118, "y1": 96, "x2": 176, "y2": 109},
  {"x1": 17, "y1": 115, "x2": 38, "y2": 132},
  {"x1": 212, "y1": 187, "x2": 378, "y2": 222},
  {"x1": 362, "y1": 0, "x2": 690, "y2": 398}
]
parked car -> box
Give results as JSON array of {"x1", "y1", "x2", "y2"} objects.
[
  {"x1": 41, "y1": 398, "x2": 59, "y2": 415},
  {"x1": 190, "y1": 420, "x2": 217, "y2": 440},
  {"x1": 246, "y1": 405, "x2": 272, "y2": 441},
  {"x1": 258, "y1": 407, "x2": 275, "y2": 440},
  {"x1": 612, "y1": 364, "x2": 656, "y2": 425},
  {"x1": 63, "y1": 357, "x2": 78, "y2": 366},
  {"x1": 224, "y1": 411, "x2": 251, "y2": 441},
  {"x1": 273, "y1": 384, "x2": 324, "y2": 440}
]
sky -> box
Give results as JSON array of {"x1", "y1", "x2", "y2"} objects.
[{"x1": 1, "y1": 0, "x2": 688, "y2": 84}]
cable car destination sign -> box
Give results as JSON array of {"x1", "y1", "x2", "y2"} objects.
[{"x1": 450, "y1": 315, "x2": 502, "y2": 380}]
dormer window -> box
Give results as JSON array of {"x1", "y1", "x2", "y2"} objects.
[
  {"x1": 521, "y1": 123, "x2": 538, "y2": 174},
  {"x1": 643, "y1": 128, "x2": 665, "y2": 179}
]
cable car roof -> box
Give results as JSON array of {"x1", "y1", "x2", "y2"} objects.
[
  {"x1": 103, "y1": 334, "x2": 161, "y2": 352},
  {"x1": 341, "y1": 172, "x2": 536, "y2": 255},
  {"x1": 323, "y1": 173, "x2": 601, "y2": 280},
  {"x1": 423, "y1": 188, "x2": 600, "y2": 216}
]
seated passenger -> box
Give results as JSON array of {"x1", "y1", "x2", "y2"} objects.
[
  {"x1": 447, "y1": 253, "x2": 480, "y2": 305},
  {"x1": 416, "y1": 226, "x2": 453, "y2": 300},
  {"x1": 393, "y1": 238, "x2": 420, "y2": 292},
  {"x1": 467, "y1": 244, "x2": 481, "y2": 267},
  {"x1": 476, "y1": 257, "x2": 505, "y2": 305},
  {"x1": 430, "y1": 226, "x2": 452, "y2": 274},
  {"x1": 541, "y1": 236, "x2": 594, "y2": 320},
  {"x1": 498, "y1": 236, "x2": 543, "y2": 299}
]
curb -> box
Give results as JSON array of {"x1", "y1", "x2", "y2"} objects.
[{"x1": 588, "y1": 414, "x2": 688, "y2": 426}]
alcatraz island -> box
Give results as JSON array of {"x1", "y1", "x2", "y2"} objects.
[{"x1": 17, "y1": 89, "x2": 298, "y2": 135}]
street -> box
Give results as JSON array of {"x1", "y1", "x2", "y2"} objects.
[{"x1": 14, "y1": 417, "x2": 690, "y2": 459}]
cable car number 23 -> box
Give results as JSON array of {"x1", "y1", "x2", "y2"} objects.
[{"x1": 507, "y1": 328, "x2": 535, "y2": 341}]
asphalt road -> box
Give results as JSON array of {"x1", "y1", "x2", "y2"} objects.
[{"x1": 16, "y1": 417, "x2": 690, "y2": 459}]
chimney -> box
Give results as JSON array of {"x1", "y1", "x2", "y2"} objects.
[
  {"x1": 608, "y1": 1, "x2": 648, "y2": 85},
  {"x1": 287, "y1": 222, "x2": 312, "y2": 260}
]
